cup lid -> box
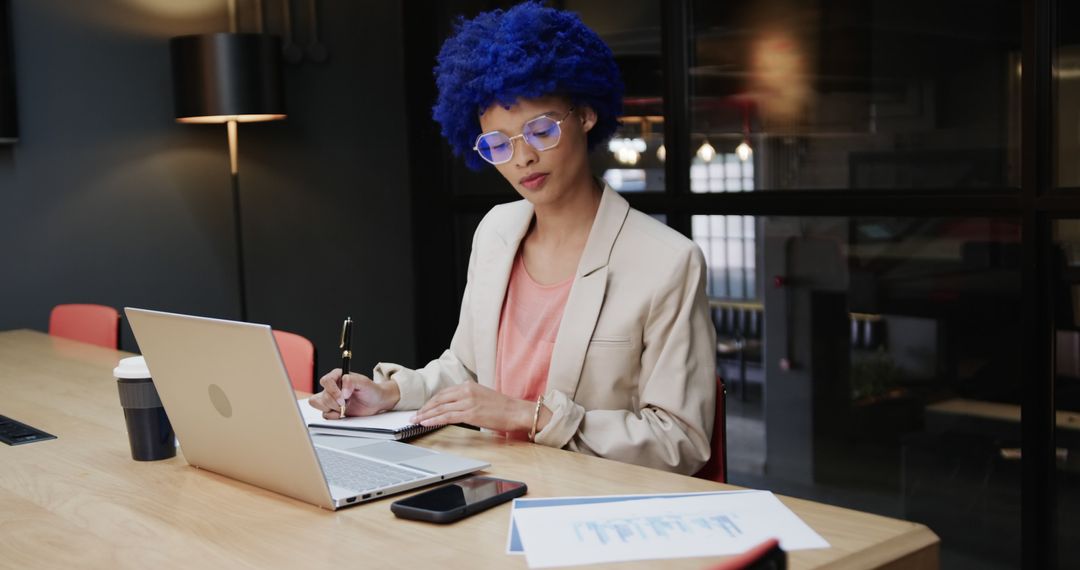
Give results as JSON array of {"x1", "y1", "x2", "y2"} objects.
[{"x1": 113, "y1": 356, "x2": 151, "y2": 379}]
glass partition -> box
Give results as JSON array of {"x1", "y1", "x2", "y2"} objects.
[
  {"x1": 695, "y1": 214, "x2": 1023, "y2": 568},
  {"x1": 1051, "y1": 220, "x2": 1080, "y2": 568},
  {"x1": 1057, "y1": 2, "x2": 1080, "y2": 189},
  {"x1": 689, "y1": 0, "x2": 1022, "y2": 191}
]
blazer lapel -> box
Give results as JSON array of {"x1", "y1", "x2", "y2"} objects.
[
  {"x1": 546, "y1": 186, "x2": 630, "y2": 399},
  {"x1": 473, "y1": 200, "x2": 533, "y2": 386}
]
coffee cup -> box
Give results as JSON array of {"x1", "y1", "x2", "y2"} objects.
[{"x1": 114, "y1": 356, "x2": 176, "y2": 461}]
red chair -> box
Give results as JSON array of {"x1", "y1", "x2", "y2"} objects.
[
  {"x1": 709, "y1": 539, "x2": 785, "y2": 570},
  {"x1": 48, "y1": 304, "x2": 120, "y2": 349},
  {"x1": 695, "y1": 375, "x2": 727, "y2": 483},
  {"x1": 273, "y1": 329, "x2": 316, "y2": 392}
]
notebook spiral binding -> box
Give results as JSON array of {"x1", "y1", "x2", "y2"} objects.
[{"x1": 400, "y1": 424, "x2": 437, "y2": 439}]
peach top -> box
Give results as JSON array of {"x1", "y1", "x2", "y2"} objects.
[{"x1": 494, "y1": 251, "x2": 573, "y2": 438}]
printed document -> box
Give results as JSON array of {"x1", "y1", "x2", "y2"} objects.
[
  {"x1": 511, "y1": 490, "x2": 828, "y2": 568},
  {"x1": 506, "y1": 491, "x2": 753, "y2": 554}
]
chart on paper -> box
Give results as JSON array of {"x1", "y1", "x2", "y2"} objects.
[
  {"x1": 573, "y1": 511, "x2": 745, "y2": 545},
  {"x1": 512, "y1": 491, "x2": 829, "y2": 568}
]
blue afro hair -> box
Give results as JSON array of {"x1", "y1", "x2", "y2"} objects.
[{"x1": 433, "y1": 1, "x2": 624, "y2": 170}]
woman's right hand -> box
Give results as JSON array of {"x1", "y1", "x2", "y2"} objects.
[{"x1": 308, "y1": 368, "x2": 401, "y2": 419}]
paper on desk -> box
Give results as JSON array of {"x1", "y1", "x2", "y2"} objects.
[
  {"x1": 506, "y1": 490, "x2": 753, "y2": 554},
  {"x1": 296, "y1": 397, "x2": 420, "y2": 432},
  {"x1": 511, "y1": 490, "x2": 828, "y2": 568}
]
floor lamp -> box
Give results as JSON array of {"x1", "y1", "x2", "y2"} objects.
[{"x1": 170, "y1": 33, "x2": 286, "y2": 322}]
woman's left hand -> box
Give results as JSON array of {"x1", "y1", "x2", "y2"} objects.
[{"x1": 410, "y1": 382, "x2": 533, "y2": 432}]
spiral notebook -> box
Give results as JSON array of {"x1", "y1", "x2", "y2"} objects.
[{"x1": 297, "y1": 398, "x2": 440, "y2": 441}]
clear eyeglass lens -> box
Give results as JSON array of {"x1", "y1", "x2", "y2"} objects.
[
  {"x1": 523, "y1": 117, "x2": 561, "y2": 150},
  {"x1": 477, "y1": 132, "x2": 513, "y2": 164}
]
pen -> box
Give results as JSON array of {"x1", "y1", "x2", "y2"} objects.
[{"x1": 338, "y1": 316, "x2": 352, "y2": 418}]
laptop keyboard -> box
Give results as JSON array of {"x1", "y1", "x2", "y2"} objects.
[{"x1": 315, "y1": 448, "x2": 426, "y2": 493}]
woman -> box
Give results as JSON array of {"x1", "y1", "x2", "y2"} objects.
[{"x1": 309, "y1": 2, "x2": 716, "y2": 475}]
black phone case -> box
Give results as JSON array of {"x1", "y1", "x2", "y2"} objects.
[{"x1": 390, "y1": 477, "x2": 527, "y2": 524}]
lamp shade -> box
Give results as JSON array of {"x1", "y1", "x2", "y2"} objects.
[{"x1": 170, "y1": 33, "x2": 285, "y2": 124}]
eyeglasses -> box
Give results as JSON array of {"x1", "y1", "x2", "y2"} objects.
[{"x1": 473, "y1": 108, "x2": 575, "y2": 165}]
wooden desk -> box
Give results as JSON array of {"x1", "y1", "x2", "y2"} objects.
[{"x1": 0, "y1": 330, "x2": 938, "y2": 569}]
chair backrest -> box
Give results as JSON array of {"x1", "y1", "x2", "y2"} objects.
[
  {"x1": 48, "y1": 304, "x2": 120, "y2": 349},
  {"x1": 272, "y1": 329, "x2": 316, "y2": 392},
  {"x1": 694, "y1": 374, "x2": 727, "y2": 483},
  {"x1": 709, "y1": 539, "x2": 786, "y2": 570}
]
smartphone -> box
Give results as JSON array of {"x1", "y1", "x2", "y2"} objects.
[{"x1": 390, "y1": 476, "x2": 527, "y2": 523}]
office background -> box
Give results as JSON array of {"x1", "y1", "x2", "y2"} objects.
[
  {"x1": 1, "y1": 0, "x2": 1077, "y2": 568},
  {"x1": 0, "y1": 0, "x2": 417, "y2": 367}
]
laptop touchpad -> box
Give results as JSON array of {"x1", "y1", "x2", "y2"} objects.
[
  {"x1": 401, "y1": 454, "x2": 477, "y2": 474},
  {"x1": 349, "y1": 441, "x2": 434, "y2": 463}
]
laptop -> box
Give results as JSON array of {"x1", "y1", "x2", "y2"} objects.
[{"x1": 125, "y1": 307, "x2": 489, "y2": 510}]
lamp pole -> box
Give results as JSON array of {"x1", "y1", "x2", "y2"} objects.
[{"x1": 227, "y1": 119, "x2": 248, "y2": 321}]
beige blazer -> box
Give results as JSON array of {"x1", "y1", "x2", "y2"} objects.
[{"x1": 373, "y1": 185, "x2": 716, "y2": 475}]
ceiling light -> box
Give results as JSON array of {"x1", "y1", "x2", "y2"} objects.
[
  {"x1": 736, "y1": 140, "x2": 753, "y2": 162},
  {"x1": 697, "y1": 140, "x2": 716, "y2": 163}
]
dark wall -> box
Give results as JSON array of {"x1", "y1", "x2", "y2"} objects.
[
  {"x1": 0, "y1": 0, "x2": 416, "y2": 373},
  {"x1": 0, "y1": 0, "x2": 16, "y2": 141}
]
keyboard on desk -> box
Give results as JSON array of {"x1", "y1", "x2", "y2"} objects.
[
  {"x1": 315, "y1": 447, "x2": 427, "y2": 493},
  {"x1": 0, "y1": 415, "x2": 57, "y2": 446}
]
